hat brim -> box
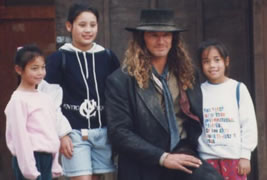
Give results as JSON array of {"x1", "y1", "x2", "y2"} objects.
[{"x1": 125, "y1": 26, "x2": 187, "y2": 32}]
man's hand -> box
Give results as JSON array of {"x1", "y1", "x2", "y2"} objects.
[
  {"x1": 238, "y1": 158, "x2": 251, "y2": 176},
  {"x1": 60, "y1": 135, "x2": 73, "y2": 159},
  {"x1": 163, "y1": 153, "x2": 202, "y2": 174}
]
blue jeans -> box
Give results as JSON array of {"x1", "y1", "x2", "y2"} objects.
[{"x1": 12, "y1": 152, "x2": 53, "y2": 180}]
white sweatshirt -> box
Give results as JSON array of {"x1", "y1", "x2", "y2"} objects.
[
  {"x1": 198, "y1": 79, "x2": 258, "y2": 160},
  {"x1": 38, "y1": 80, "x2": 72, "y2": 138}
]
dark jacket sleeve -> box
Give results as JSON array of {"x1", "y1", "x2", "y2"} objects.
[{"x1": 105, "y1": 70, "x2": 165, "y2": 165}]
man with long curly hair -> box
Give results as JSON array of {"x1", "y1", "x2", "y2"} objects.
[{"x1": 105, "y1": 9, "x2": 223, "y2": 180}]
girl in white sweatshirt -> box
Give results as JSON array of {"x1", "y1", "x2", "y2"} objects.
[{"x1": 197, "y1": 40, "x2": 258, "y2": 180}]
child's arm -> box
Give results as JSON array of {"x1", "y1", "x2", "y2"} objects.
[
  {"x1": 38, "y1": 80, "x2": 72, "y2": 137},
  {"x1": 38, "y1": 80, "x2": 74, "y2": 158},
  {"x1": 239, "y1": 83, "x2": 258, "y2": 160},
  {"x1": 52, "y1": 84, "x2": 72, "y2": 138},
  {"x1": 52, "y1": 86, "x2": 74, "y2": 158},
  {"x1": 5, "y1": 99, "x2": 40, "y2": 179}
]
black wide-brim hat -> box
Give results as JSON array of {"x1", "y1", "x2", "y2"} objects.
[{"x1": 125, "y1": 9, "x2": 187, "y2": 32}]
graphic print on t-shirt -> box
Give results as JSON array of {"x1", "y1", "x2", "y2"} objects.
[{"x1": 203, "y1": 106, "x2": 237, "y2": 146}]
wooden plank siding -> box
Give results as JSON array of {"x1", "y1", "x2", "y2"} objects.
[
  {"x1": 103, "y1": 0, "x2": 111, "y2": 48},
  {"x1": 0, "y1": 6, "x2": 55, "y2": 20},
  {"x1": 253, "y1": 0, "x2": 267, "y2": 179},
  {"x1": 202, "y1": 0, "x2": 253, "y2": 87}
]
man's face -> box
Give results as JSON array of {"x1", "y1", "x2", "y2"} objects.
[{"x1": 144, "y1": 31, "x2": 173, "y2": 60}]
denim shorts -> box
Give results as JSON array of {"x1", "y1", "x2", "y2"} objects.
[{"x1": 61, "y1": 127, "x2": 115, "y2": 177}]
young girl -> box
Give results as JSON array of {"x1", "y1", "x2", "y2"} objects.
[
  {"x1": 44, "y1": 3, "x2": 120, "y2": 180},
  {"x1": 197, "y1": 39, "x2": 258, "y2": 180},
  {"x1": 5, "y1": 45, "x2": 62, "y2": 180}
]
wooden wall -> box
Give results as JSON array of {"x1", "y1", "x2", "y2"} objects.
[
  {"x1": 55, "y1": 0, "x2": 253, "y2": 88},
  {"x1": 252, "y1": 0, "x2": 267, "y2": 179}
]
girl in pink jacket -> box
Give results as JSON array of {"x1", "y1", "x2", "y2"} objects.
[{"x1": 5, "y1": 45, "x2": 62, "y2": 180}]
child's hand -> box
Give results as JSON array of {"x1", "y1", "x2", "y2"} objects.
[
  {"x1": 60, "y1": 135, "x2": 73, "y2": 159},
  {"x1": 238, "y1": 158, "x2": 251, "y2": 176}
]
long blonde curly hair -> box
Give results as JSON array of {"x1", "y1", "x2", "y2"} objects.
[{"x1": 122, "y1": 31, "x2": 195, "y2": 90}]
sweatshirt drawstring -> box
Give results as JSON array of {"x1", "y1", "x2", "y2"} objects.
[
  {"x1": 75, "y1": 50, "x2": 102, "y2": 129},
  {"x1": 83, "y1": 52, "x2": 89, "y2": 79},
  {"x1": 75, "y1": 51, "x2": 91, "y2": 129},
  {"x1": 92, "y1": 52, "x2": 102, "y2": 128}
]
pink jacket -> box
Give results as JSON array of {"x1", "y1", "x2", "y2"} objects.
[{"x1": 5, "y1": 90, "x2": 62, "y2": 179}]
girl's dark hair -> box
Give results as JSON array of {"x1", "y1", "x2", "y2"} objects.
[
  {"x1": 67, "y1": 3, "x2": 99, "y2": 24},
  {"x1": 14, "y1": 44, "x2": 43, "y2": 70},
  {"x1": 198, "y1": 39, "x2": 230, "y2": 75}
]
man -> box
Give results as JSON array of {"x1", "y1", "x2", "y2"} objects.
[{"x1": 105, "y1": 9, "x2": 223, "y2": 180}]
